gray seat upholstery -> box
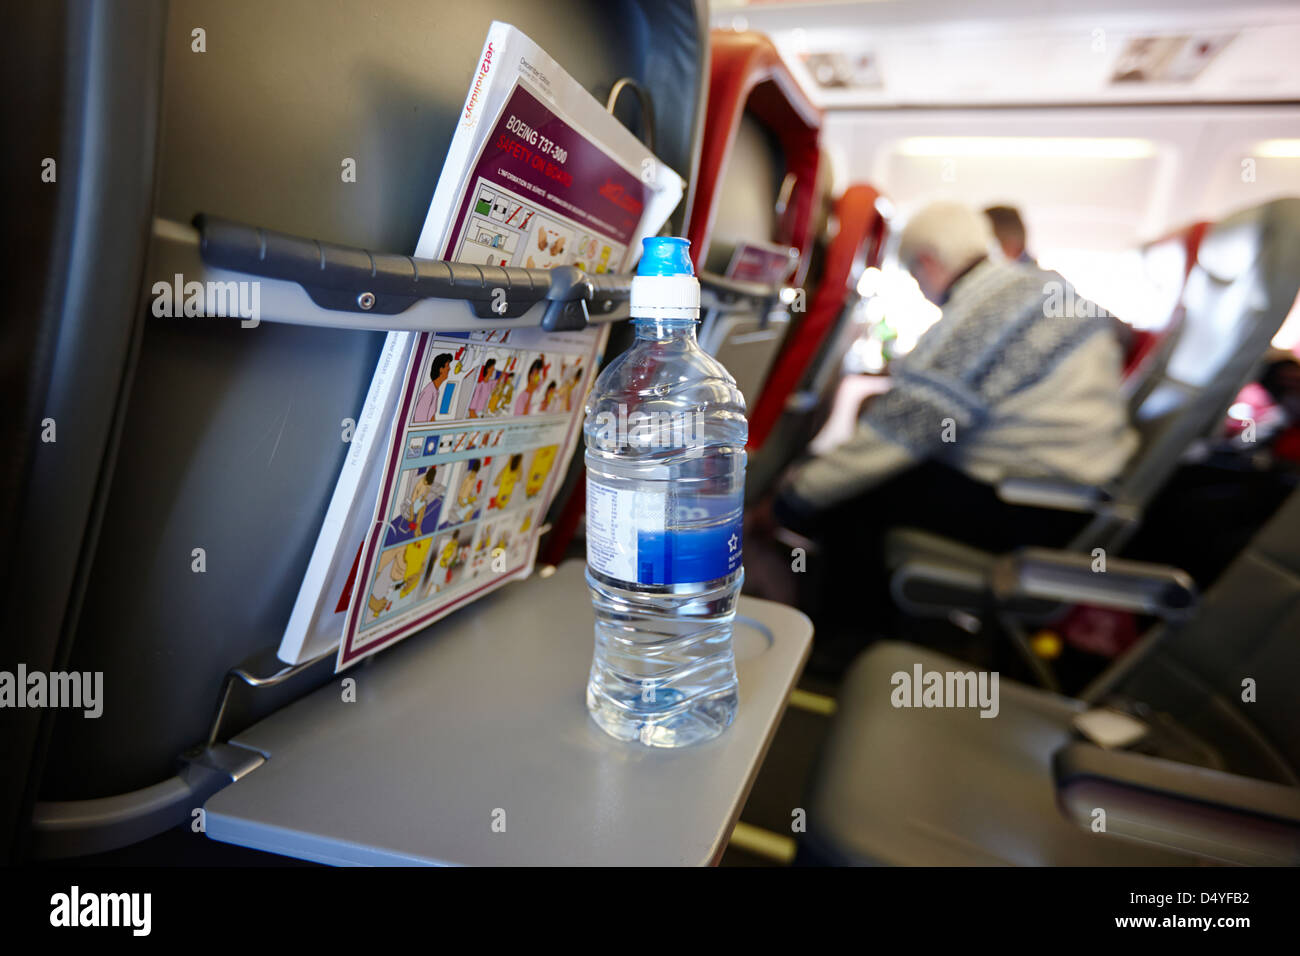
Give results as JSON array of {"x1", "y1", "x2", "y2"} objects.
[
  {"x1": 804, "y1": 642, "x2": 1195, "y2": 865},
  {"x1": 11, "y1": 0, "x2": 709, "y2": 860},
  {"x1": 700, "y1": 113, "x2": 788, "y2": 278},
  {"x1": 1111, "y1": 478, "x2": 1300, "y2": 783},
  {"x1": 805, "y1": 486, "x2": 1300, "y2": 865},
  {"x1": 1086, "y1": 196, "x2": 1300, "y2": 553},
  {"x1": 698, "y1": 112, "x2": 795, "y2": 409},
  {"x1": 883, "y1": 528, "x2": 998, "y2": 620},
  {"x1": 885, "y1": 527, "x2": 994, "y2": 577}
]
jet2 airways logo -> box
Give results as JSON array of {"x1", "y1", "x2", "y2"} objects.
[
  {"x1": 463, "y1": 41, "x2": 495, "y2": 127},
  {"x1": 49, "y1": 886, "x2": 151, "y2": 936}
]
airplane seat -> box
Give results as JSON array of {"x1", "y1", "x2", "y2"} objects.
[
  {"x1": 747, "y1": 183, "x2": 889, "y2": 497},
  {"x1": 12, "y1": 0, "x2": 710, "y2": 861},
  {"x1": 1122, "y1": 221, "x2": 1211, "y2": 411},
  {"x1": 1118, "y1": 198, "x2": 1300, "y2": 524},
  {"x1": 697, "y1": 113, "x2": 787, "y2": 278},
  {"x1": 735, "y1": 146, "x2": 836, "y2": 425},
  {"x1": 788, "y1": 150, "x2": 838, "y2": 292},
  {"x1": 879, "y1": 197, "x2": 1300, "y2": 644},
  {"x1": 802, "y1": 482, "x2": 1300, "y2": 866},
  {"x1": 686, "y1": 30, "x2": 822, "y2": 413},
  {"x1": 694, "y1": 111, "x2": 795, "y2": 410}
]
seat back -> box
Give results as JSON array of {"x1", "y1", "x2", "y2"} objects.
[
  {"x1": 1078, "y1": 197, "x2": 1300, "y2": 552},
  {"x1": 746, "y1": 183, "x2": 889, "y2": 496},
  {"x1": 3, "y1": 0, "x2": 171, "y2": 862},
  {"x1": 1122, "y1": 221, "x2": 1211, "y2": 405},
  {"x1": 1107, "y1": 485, "x2": 1300, "y2": 783},
  {"x1": 20, "y1": 0, "x2": 709, "y2": 817},
  {"x1": 685, "y1": 30, "x2": 821, "y2": 410},
  {"x1": 686, "y1": 31, "x2": 820, "y2": 279},
  {"x1": 698, "y1": 113, "x2": 788, "y2": 276},
  {"x1": 695, "y1": 111, "x2": 795, "y2": 408}
]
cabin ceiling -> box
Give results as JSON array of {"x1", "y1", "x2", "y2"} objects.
[{"x1": 711, "y1": 0, "x2": 1300, "y2": 108}]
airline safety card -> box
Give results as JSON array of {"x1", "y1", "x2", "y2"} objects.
[{"x1": 333, "y1": 22, "x2": 683, "y2": 669}]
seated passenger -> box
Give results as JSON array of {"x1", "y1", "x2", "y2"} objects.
[
  {"x1": 1259, "y1": 354, "x2": 1300, "y2": 466},
  {"x1": 985, "y1": 202, "x2": 1134, "y2": 355},
  {"x1": 984, "y1": 204, "x2": 1034, "y2": 264},
  {"x1": 759, "y1": 201, "x2": 1138, "y2": 647}
]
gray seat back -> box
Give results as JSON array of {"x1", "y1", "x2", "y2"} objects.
[
  {"x1": 700, "y1": 113, "x2": 787, "y2": 277},
  {"x1": 1120, "y1": 222, "x2": 1211, "y2": 415},
  {"x1": 1108, "y1": 485, "x2": 1300, "y2": 783},
  {"x1": 698, "y1": 112, "x2": 791, "y2": 409},
  {"x1": 1079, "y1": 197, "x2": 1300, "y2": 552},
  {"x1": 27, "y1": 0, "x2": 708, "y2": 805}
]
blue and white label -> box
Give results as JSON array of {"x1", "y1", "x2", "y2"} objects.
[{"x1": 587, "y1": 478, "x2": 743, "y2": 586}]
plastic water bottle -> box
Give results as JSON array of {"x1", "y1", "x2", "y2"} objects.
[{"x1": 584, "y1": 236, "x2": 746, "y2": 747}]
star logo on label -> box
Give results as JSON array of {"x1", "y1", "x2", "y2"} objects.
[{"x1": 727, "y1": 533, "x2": 739, "y2": 553}]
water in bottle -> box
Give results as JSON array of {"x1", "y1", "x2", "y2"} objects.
[{"x1": 584, "y1": 236, "x2": 746, "y2": 747}]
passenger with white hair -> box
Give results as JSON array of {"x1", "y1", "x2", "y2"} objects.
[
  {"x1": 758, "y1": 200, "x2": 1137, "y2": 662},
  {"x1": 898, "y1": 200, "x2": 1000, "y2": 302}
]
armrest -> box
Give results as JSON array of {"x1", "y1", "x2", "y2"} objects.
[
  {"x1": 1053, "y1": 742, "x2": 1300, "y2": 865},
  {"x1": 890, "y1": 559, "x2": 991, "y2": 619},
  {"x1": 885, "y1": 528, "x2": 997, "y2": 618},
  {"x1": 996, "y1": 476, "x2": 1112, "y2": 513},
  {"x1": 991, "y1": 547, "x2": 1197, "y2": 621},
  {"x1": 884, "y1": 531, "x2": 1196, "y2": 632}
]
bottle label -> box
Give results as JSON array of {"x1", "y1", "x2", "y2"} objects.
[{"x1": 586, "y1": 478, "x2": 743, "y2": 586}]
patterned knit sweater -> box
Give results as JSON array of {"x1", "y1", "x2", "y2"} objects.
[{"x1": 783, "y1": 258, "x2": 1138, "y2": 511}]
